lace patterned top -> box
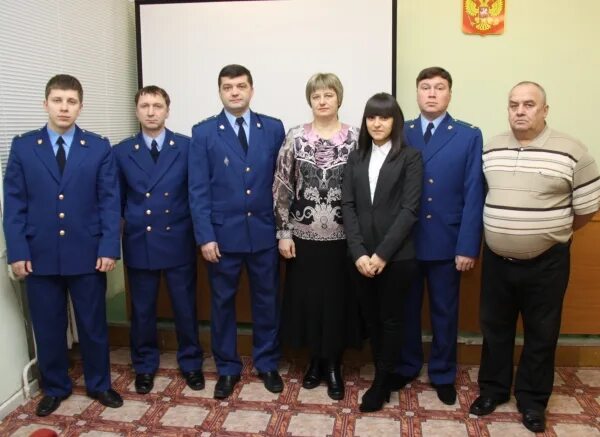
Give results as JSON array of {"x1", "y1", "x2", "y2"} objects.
[{"x1": 273, "y1": 123, "x2": 358, "y2": 241}]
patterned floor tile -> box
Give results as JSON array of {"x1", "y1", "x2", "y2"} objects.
[
  {"x1": 1, "y1": 353, "x2": 599, "y2": 437},
  {"x1": 221, "y1": 409, "x2": 271, "y2": 433},
  {"x1": 487, "y1": 421, "x2": 533, "y2": 437},
  {"x1": 159, "y1": 405, "x2": 209, "y2": 427},
  {"x1": 99, "y1": 399, "x2": 149, "y2": 422},
  {"x1": 53, "y1": 394, "x2": 95, "y2": 416},
  {"x1": 297, "y1": 386, "x2": 340, "y2": 405},
  {"x1": 354, "y1": 416, "x2": 401, "y2": 436},
  {"x1": 238, "y1": 381, "x2": 280, "y2": 402},
  {"x1": 79, "y1": 432, "x2": 125, "y2": 437},
  {"x1": 554, "y1": 423, "x2": 600, "y2": 436},
  {"x1": 10, "y1": 424, "x2": 62, "y2": 437},
  {"x1": 420, "y1": 419, "x2": 468, "y2": 436},
  {"x1": 287, "y1": 412, "x2": 335, "y2": 436},
  {"x1": 576, "y1": 368, "x2": 600, "y2": 387},
  {"x1": 547, "y1": 393, "x2": 584, "y2": 414}
]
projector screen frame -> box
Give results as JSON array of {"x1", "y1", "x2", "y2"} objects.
[{"x1": 134, "y1": 0, "x2": 398, "y2": 131}]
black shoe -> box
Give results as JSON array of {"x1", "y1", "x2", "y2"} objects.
[
  {"x1": 87, "y1": 388, "x2": 123, "y2": 408},
  {"x1": 359, "y1": 370, "x2": 391, "y2": 413},
  {"x1": 433, "y1": 383, "x2": 456, "y2": 405},
  {"x1": 521, "y1": 409, "x2": 545, "y2": 433},
  {"x1": 36, "y1": 394, "x2": 70, "y2": 417},
  {"x1": 388, "y1": 373, "x2": 416, "y2": 391},
  {"x1": 258, "y1": 370, "x2": 283, "y2": 393},
  {"x1": 469, "y1": 395, "x2": 508, "y2": 416},
  {"x1": 182, "y1": 370, "x2": 205, "y2": 391},
  {"x1": 214, "y1": 374, "x2": 241, "y2": 399},
  {"x1": 325, "y1": 361, "x2": 344, "y2": 401},
  {"x1": 302, "y1": 358, "x2": 322, "y2": 389},
  {"x1": 134, "y1": 373, "x2": 155, "y2": 394}
]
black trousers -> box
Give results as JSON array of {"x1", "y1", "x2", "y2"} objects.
[
  {"x1": 352, "y1": 259, "x2": 415, "y2": 372},
  {"x1": 478, "y1": 242, "x2": 570, "y2": 411}
]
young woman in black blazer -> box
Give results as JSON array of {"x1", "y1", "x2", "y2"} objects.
[{"x1": 342, "y1": 93, "x2": 423, "y2": 412}]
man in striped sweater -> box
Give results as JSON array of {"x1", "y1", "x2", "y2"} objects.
[{"x1": 470, "y1": 81, "x2": 600, "y2": 433}]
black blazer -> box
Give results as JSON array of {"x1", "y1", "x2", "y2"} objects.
[{"x1": 341, "y1": 145, "x2": 423, "y2": 262}]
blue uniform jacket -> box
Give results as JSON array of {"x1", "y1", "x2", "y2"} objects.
[
  {"x1": 189, "y1": 110, "x2": 285, "y2": 253},
  {"x1": 114, "y1": 129, "x2": 196, "y2": 270},
  {"x1": 404, "y1": 114, "x2": 484, "y2": 260},
  {"x1": 3, "y1": 125, "x2": 120, "y2": 275}
]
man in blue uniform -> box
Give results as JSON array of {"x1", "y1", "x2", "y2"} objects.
[
  {"x1": 3, "y1": 74, "x2": 123, "y2": 416},
  {"x1": 398, "y1": 67, "x2": 484, "y2": 404},
  {"x1": 114, "y1": 86, "x2": 204, "y2": 395},
  {"x1": 189, "y1": 64, "x2": 285, "y2": 399}
]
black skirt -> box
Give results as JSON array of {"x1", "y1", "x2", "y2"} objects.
[{"x1": 281, "y1": 237, "x2": 363, "y2": 358}]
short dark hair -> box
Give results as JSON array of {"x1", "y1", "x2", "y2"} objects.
[
  {"x1": 416, "y1": 66, "x2": 453, "y2": 90},
  {"x1": 357, "y1": 93, "x2": 406, "y2": 160},
  {"x1": 218, "y1": 64, "x2": 253, "y2": 87},
  {"x1": 45, "y1": 74, "x2": 83, "y2": 102},
  {"x1": 135, "y1": 85, "x2": 171, "y2": 107}
]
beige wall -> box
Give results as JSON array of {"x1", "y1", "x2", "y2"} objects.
[{"x1": 396, "y1": 0, "x2": 600, "y2": 160}]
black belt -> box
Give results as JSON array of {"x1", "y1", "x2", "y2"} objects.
[{"x1": 490, "y1": 241, "x2": 571, "y2": 265}]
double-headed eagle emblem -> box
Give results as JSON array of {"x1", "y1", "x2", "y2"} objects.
[{"x1": 465, "y1": 0, "x2": 504, "y2": 32}]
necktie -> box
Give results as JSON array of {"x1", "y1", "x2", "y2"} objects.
[
  {"x1": 56, "y1": 136, "x2": 66, "y2": 174},
  {"x1": 150, "y1": 139, "x2": 160, "y2": 163},
  {"x1": 423, "y1": 122, "x2": 434, "y2": 144},
  {"x1": 236, "y1": 117, "x2": 249, "y2": 154}
]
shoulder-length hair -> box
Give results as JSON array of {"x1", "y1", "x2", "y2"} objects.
[{"x1": 357, "y1": 93, "x2": 405, "y2": 160}]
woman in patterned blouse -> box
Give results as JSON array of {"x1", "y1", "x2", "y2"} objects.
[{"x1": 273, "y1": 73, "x2": 362, "y2": 401}]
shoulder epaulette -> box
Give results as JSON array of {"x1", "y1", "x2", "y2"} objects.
[
  {"x1": 452, "y1": 119, "x2": 479, "y2": 129},
  {"x1": 173, "y1": 132, "x2": 191, "y2": 140},
  {"x1": 81, "y1": 129, "x2": 108, "y2": 140},
  {"x1": 16, "y1": 128, "x2": 42, "y2": 139},
  {"x1": 255, "y1": 113, "x2": 280, "y2": 123},
  {"x1": 193, "y1": 115, "x2": 218, "y2": 129},
  {"x1": 115, "y1": 134, "x2": 137, "y2": 147}
]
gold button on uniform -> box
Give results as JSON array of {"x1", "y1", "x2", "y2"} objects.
[
  {"x1": 58, "y1": 212, "x2": 65, "y2": 219},
  {"x1": 146, "y1": 209, "x2": 152, "y2": 215},
  {"x1": 59, "y1": 230, "x2": 66, "y2": 236},
  {"x1": 58, "y1": 194, "x2": 64, "y2": 200},
  {"x1": 146, "y1": 226, "x2": 152, "y2": 232}
]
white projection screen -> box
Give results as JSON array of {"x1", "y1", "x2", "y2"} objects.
[{"x1": 136, "y1": 0, "x2": 396, "y2": 135}]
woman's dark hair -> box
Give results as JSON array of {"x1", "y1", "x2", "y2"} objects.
[{"x1": 357, "y1": 92, "x2": 405, "y2": 160}]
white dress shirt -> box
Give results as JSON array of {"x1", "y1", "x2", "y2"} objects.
[{"x1": 368, "y1": 140, "x2": 391, "y2": 202}]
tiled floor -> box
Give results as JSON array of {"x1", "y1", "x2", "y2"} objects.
[{"x1": 1, "y1": 348, "x2": 600, "y2": 436}]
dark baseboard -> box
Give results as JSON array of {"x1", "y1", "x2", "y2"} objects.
[{"x1": 108, "y1": 325, "x2": 600, "y2": 367}]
